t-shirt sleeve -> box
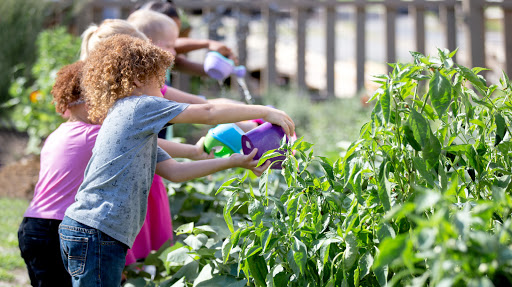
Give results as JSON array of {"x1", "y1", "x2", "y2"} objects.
[
  {"x1": 85, "y1": 125, "x2": 101, "y2": 146},
  {"x1": 156, "y1": 146, "x2": 171, "y2": 163},
  {"x1": 135, "y1": 96, "x2": 189, "y2": 135}
]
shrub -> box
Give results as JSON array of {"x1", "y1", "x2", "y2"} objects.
[
  {"x1": 5, "y1": 27, "x2": 80, "y2": 154},
  {"x1": 0, "y1": 0, "x2": 48, "y2": 112}
]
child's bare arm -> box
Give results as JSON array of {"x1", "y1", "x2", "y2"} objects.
[
  {"x1": 163, "y1": 86, "x2": 208, "y2": 104},
  {"x1": 174, "y1": 55, "x2": 207, "y2": 77},
  {"x1": 175, "y1": 38, "x2": 233, "y2": 58},
  {"x1": 171, "y1": 103, "x2": 295, "y2": 138},
  {"x1": 155, "y1": 149, "x2": 270, "y2": 182},
  {"x1": 157, "y1": 138, "x2": 214, "y2": 160}
]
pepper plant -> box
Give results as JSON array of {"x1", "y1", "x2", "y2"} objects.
[
  {"x1": 217, "y1": 49, "x2": 512, "y2": 286},
  {"x1": 124, "y1": 49, "x2": 512, "y2": 286}
]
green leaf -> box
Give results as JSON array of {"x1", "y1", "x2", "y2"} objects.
[
  {"x1": 286, "y1": 195, "x2": 299, "y2": 224},
  {"x1": 249, "y1": 199, "x2": 264, "y2": 226},
  {"x1": 265, "y1": 264, "x2": 288, "y2": 287},
  {"x1": 412, "y1": 156, "x2": 436, "y2": 188},
  {"x1": 222, "y1": 238, "x2": 232, "y2": 264},
  {"x1": 377, "y1": 222, "x2": 396, "y2": 243},
  {"x1": 444, "y1": 144, "x2": 471, "y2": 153},
  {"x1": 374, "y1": 233, "x2": 408, "y2": 269},
  {"x1": 291, "y1": 236, "x2": 308, "y2": 274},
  {"x1": 495, "y1": 113, "x2": 507, "y2": 146},
  {"x1": 258, "y1": 151, "x2": 283, "y2": 167},
  {"x1": 344, "y1": 232, "x2": 359, "y2": 269},
  {"x1": 358, "y1": 251, "x2": 374, "y2": 279},
  {"x1": 224, "y1": 192, "x2": 238, "y2": 233},
  {"x1": 245, "y1": 245, "x2": 262, "y2": 258},
  {"x1": 403, "y1": 124, "x2": 422, "y2": 151},
  {"x1": 247, "y1": 255, "x2": 268, "y2": 287},
  {"x1": 165, "y1": 247, "x2": 191, "y2": 267},
  {"x1": 422, "y1": 130, "x2": 441, "y2": 170},
  {"x1": 176, "y1": 222, "x2": 194, "y2": 235},
  {"x1": 184, "y1": 234, "x2": 208, "y2": 250},
  {"x1": 429, "y1": 71, "x2": 452, "y2": 117},
  {"x1": 378, "y1": 161, "x2": 392, "y2": 211},
  {"x1": 216, "y1": 178, "x2": 239, "y2": 195},
  {"x1": 457, "y1": 64, "x2": 486, "y2": 91},
  {"x1": 407, "y1": 109, "x2": 429, "y2": 148},
  {"x1": 380, "y1": 85, "x2": 391, "y2": 124},
  {"x1": 414, "y1": 190, "x2": 441, "y2": 211},
  {"x1": 260, "y1": 227, "x2": 273, "y2": 253}
]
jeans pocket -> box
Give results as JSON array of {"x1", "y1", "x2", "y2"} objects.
[{"x1": 59, "y1": 233, "x2": 88, "y2": 276}]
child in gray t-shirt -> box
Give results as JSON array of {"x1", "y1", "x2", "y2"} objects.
[{"x1": 60, "y1": 34, "x2": 295, "y2": 286}]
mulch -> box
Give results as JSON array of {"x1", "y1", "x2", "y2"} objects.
[{"x1": 0, "y1": 129, "x2": 39, "y2": 200}]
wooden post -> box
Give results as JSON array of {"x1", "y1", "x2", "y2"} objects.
[
  {"x1": 441, "y1": 2, "x2": 457, "y2": 61},
  {"x1": 385, "y1": 3, "x2": 396, "y2": 73},
  {"x1": 504, "y1": 7, "x2": 512, "y2": 77},
  {"x1": 235, "y1": 7, "x2": 250, "y2": 67},
  {"x1": 462, "y1": 0, "x2": 485, "y2": 69},
  {"x1": 412, "y1": 0, "x2": 425, "y2": 54},
  {"x1": 295, "y1": 6, "x2": 307, "y2": 95},
  {"x1": 263, "y1": 4, "x2": 277, "y2": 92},
  {"x1": 325, "y1": 4, "x2": 336, "y2": 98},
  {"x1": 356, "y1": 2, "x2": 366, "y2": 92}
]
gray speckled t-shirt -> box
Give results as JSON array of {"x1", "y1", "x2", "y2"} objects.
[{"x1": 65, "y1": 95, "x2": 189, "y2": 247}]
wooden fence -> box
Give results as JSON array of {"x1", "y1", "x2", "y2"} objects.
[{"x1": 75, "y1": 0, "x2": 512, "y2": 98}]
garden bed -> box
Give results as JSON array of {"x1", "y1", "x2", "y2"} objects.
[{"x1": 0, "y1": 129, "x2": 38, "y2": 199}]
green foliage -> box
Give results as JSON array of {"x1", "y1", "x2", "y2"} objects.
[
  {"x1": 0, "y1": 0, "x2": 48, "y2": 111},
  {"x1": 5, "y1": 27, "x2": 80, "y2": 154},
  {"x1": 263, "y1": 89, "x2": 372, "y2": 160},
  {"x1": 125, "y1": 49, "x2": 512, "y2": 286}
]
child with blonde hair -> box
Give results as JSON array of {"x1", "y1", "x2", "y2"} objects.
[
  {"x1": 138, "y1": 0, "x2": 237, "y2": 76},
  {"x1": 81, "y1": 19, "x2": 209, "y2": 104},
  {"x1": 59, "y1": 34, "x2": 294, "y2": 286}
]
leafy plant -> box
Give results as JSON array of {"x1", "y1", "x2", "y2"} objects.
[
  {"x1": 0, "y1": 0, "x2": 48, "y2": 111},
  {"x1": 217, "y1": 49, "x2": 512, "y2": 286},
  {"x1": 124, "y1": 49, "x2": 512, "y2": 286},
  {"x1": 5, "y1": 27, "x2": 80, "y2": 154}
]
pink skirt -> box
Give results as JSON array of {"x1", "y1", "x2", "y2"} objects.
[{"x1": 125, "y1": 175, "x2": 174, "y2": 265}]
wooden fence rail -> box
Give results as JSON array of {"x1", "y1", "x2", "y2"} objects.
[{"x1": 74, "y1": 0, "x2": 512, "y2": 98}]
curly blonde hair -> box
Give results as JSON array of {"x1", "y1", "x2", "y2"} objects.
[
  {"x1": 80, "y1": 19, "x2": 148, "y2": 60},
  {"x1": 82, "y1": 34, "x2": 174, "y2": 123},
  {"x1": 51, "y1": 61, "x2": 84, "y2": 114}
]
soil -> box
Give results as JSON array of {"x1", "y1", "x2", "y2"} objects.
[{"x1": 0, "y1": 129, "x2": 39, "y2": 199}]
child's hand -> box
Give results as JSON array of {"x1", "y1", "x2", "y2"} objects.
[
  {"x1": 230, "y1": 149, "x2": 271, "y2": 176},
  {"x1": 261, "y1": 108, "x2": 295, "y2": 139},
  {"x1": 189, "y1": 137, "x2": 215, "y2": 160}
]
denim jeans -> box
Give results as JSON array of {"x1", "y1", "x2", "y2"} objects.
[
  {"x1": 59, "y1": 216, "x2": 128, "y2": 287},
  {"x1": 18, "y1": 217, "x2": 72, "y2": 287}
]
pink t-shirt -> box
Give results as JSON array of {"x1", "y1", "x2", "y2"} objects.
[{"x1": 24, "y1": 121, "x2": 100, "y2": 220}]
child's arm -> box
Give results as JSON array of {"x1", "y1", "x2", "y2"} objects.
[
  {"x1": 175, "y1": 38, "x2": 233, "y2": 59},
  {"x1": 157, "y1": 137, "x2": 214, "y2": 160},
  {"x1": 162, "y1": 86, "x2": 244, "y2": 105},
  {"x1": 174, "y1": 55, "x2": 207, "y2": 77},
  {"x1": 171, "y1": 103, "x2": 295, "y2": 138},
  {"x1": 155, "y1": 148, "x2": 270, "y2": 182},
  {"x1": 163, "y1": 86, "x2": 208, "y2": 104}
]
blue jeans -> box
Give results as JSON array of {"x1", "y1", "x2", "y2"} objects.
[{"x1": 58, "y1": 216, "x2": 128, "y2": 287}]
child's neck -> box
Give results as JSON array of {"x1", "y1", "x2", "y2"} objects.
[
  {"x1": 68, "y1": 105, "x2": 93, "y2": 124},
  {"x1": 133, "y1": 84, "x2": 163, "y2": 98}
]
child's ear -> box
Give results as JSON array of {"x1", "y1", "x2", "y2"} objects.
[{"x1": 134, "y1": 78, "x2": 142, "y2": 87}]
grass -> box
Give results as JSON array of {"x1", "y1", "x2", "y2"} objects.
[{"x1": 0, "y1": 197, "x2": 28, "y2": 284}]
